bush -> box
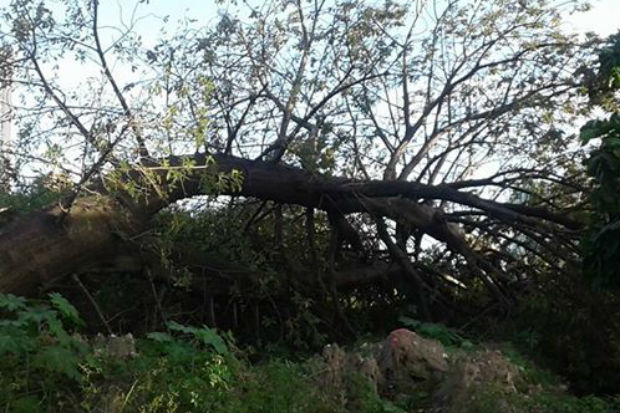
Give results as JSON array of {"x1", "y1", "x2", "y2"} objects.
[
  {"x1": 1, "y1": 293, "x2": 618, "y2": 413},
  {"x1": 0, "y1": 293, "x2": 88, "y2": 412},
  {"x1": 0, "y1": 293, "x2": 360, "y2": 413}
]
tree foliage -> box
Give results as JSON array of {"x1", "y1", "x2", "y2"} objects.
[
  {"x1": 0, "y1": 0, "x2": 601, "y2": 307},
  {"x1": 580, "y1": 32, "x2": 620, "y2": 289}
]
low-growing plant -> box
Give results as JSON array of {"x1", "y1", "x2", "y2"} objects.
[
  {"x1": 0, "y1": 292, "x2": 88, "y2": 412},
  {"x1": 1, "y1": 293, "x2": 618, "y2": 413},
  {"x1": 398, "y1": 315, "x2": 473, "y2": 349}
]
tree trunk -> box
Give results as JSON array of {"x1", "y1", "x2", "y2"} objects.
[
  {"x1": 0, "y1": 153, "x2": 578, "y2": 295},
  {"x1": 0, "y1": 197, "x2": 143, "y2": 294}
]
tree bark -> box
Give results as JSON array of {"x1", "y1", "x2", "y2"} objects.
[
  {"x1": 0, "y1": 197, "x2": 143, "y2": 294},
  {"x1": 0, "y1": 153, "x2": 579, "y2": 295}
]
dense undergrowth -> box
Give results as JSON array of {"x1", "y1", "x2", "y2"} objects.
[
  {"x1": 1, "y1": 293, "x2": 618, "y2": 413},
  {"x1": 1, "y1": 188, "x2": 619, "y2": 412}
]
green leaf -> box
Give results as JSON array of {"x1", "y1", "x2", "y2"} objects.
[
  {"x1": 10, "y1": 396, "x2": 41, "y2": 413},
  {"x1": 397, "y1": 316, "x2": 421, "y2": 329},
  {"x1": 166, "y1": 321, "x2": 228, "y2": 353},
  {"x1": 147, "y1": 331, "x2": 175, "y2": 343},
  {"x1": 461, "y1": 340, "x2": 475, "y2": 350},
  {"x1": 49, "y1": 293, "x2": 84, "y2": 327},
  {"x1": 0, "y1": 293, "x2": 27, "y2": 312},
  {"x1": 167, "y1": 320, "x2": 195, "y2": 334},
  {"x1": 580, "y1": 120, "x2": 602, "y2": 144},
  {"x1": 33, "y1": 345, "x2": 81, "y2": 380},
  {"x1": 0, "y1": 328, "x2": 31, "y2": 355},
  {"x1": 43, "y1": 312, "x2": 74, "y2": 346},
  {"x1": 17, "y1": 305, "x2": 54, "y2": 325},
  {"x1": 193, "y1": 328, "x2": 228, "y2": 354}
]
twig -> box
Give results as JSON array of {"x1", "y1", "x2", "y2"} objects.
[
  {"x1": 72, "y1": 273, "x2": 113, "y2": 335},
  {"x1": 146, "y1": 268, "x2": 168, "y2": 328}
]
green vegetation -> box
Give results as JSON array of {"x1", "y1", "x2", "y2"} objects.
[
  {"x1": 580, "y1": 32, "x2": 620, "y2": 290},
  {"x1": 398, "y1": 315, "x2": 474, "y2": 349},
  {"x1": 460, "y1": 384, "x2": 620, "y2": 413},
  {"x1": 0, "y1": 293, "x2": 419, "y2": 413},
  {"x1": 1, "y1": 293, "x2": 618, "y2": 413},
  {"x1": 0, "y1": 1, "x2": 618, "y2": 412}
]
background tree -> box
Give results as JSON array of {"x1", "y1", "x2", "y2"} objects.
[{"x1": 580, "y1": 32, "x2": 620, "y2": 289}]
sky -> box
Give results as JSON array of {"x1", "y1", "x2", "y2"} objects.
[
  {"x1": 95, "y1": 0, "x2": 620, "y2": 49},
  {"x1": 130, "y1": 0, "x2": 620, "y2": 36},
  {"x1": 4, "y1": 0, "x2": 620, "y2": 102},
  {"x1": 562, "y1": 0, "x2": 620, "y2": 36},
  {"x1": 4, "y1": 0, "x2": 618, "y2": 103},
  {"x1": 1, "y1": 0, "x2": 619, "y2": 173}
]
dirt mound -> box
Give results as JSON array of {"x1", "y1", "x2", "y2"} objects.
[
  {"x1": 434, "y1": 349, "x2": 523, "y2": 412},
  {"x1": 319, "y1": 328, "x2": 449, "y2": 396},
  {"x1": 317, "y1": 329, "x2": 533, "y2": 413}
]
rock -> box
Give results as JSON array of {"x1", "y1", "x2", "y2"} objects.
[
  {"x1": 318, "y1": 329, "x2": 449, "y2": 399},
  {"x1": 92, "y1": 333, "x2": 137, "y2": 358},
  {"x1": 377, "y1": 328, "x2": 448, "y2": 392}
]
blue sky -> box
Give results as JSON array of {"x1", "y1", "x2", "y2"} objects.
[
  {"x1": 44, "y1": 0, "x2": 620, "y2": 91},
  {"x1": 2, "y1": 0, "x2": 618, "y2": 163}
]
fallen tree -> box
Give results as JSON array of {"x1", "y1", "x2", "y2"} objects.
[
  {"x1": 0, "y1": 0, "x2": 595, "y2": 315},
  {"x1": 0, "y1": 153, "x2": 581, "y2": 308}
]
